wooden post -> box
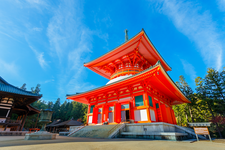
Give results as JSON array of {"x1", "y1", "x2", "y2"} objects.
[
  {"x1": 19, "y1": 113, "x2": 28, "y2": 131},
  {"x1": 34, "y1": 113, "x2": 39, "y2": 128},
  {"x1": 4, "y1": 124, "x2": 8, "y2": 131}
]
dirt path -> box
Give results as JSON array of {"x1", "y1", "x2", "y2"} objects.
[{"x1": 0, "y1": 136, "x2": 224, "y2": 150}]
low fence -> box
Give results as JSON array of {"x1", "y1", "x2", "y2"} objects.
[{"x1": 0, "y1": 131, "x2": 29, "y2": 136}]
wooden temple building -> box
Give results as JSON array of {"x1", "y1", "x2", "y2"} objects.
[
  {"x1": 67, "y1": 29, "x2": 190, "y2": 125},
  {"x1": 0, "y1": 77, "x2": 41, "y2": 131},
  {"x1": 46, "y1": 119, "x2": 83, "y2": 133}
]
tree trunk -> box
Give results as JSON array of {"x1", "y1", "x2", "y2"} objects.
[
  {"x1": 34, "y1": 114, "x2": 39, "y2": 128},
  {"x1": 189, "y1": 106, "x2": 194, "y2": 122},
  {"x1": 185, "y1": 111, "x2": 189, "y2": 124},
  {"x1": 207, "y1": 101, "x2": 223, "y2": 138}
]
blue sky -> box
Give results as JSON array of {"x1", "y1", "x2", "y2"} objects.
[{"x1": 0, "y1": 0, "x2": 224, "y2": 103}]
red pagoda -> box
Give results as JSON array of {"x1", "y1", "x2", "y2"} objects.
[{"x1": 67, "y1": 29, "x2": 190, "y2": 125}]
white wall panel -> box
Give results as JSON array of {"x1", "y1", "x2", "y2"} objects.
[
  {"x1": 134, "y1": 109, "x2": 148, "y2": 121},
  {"x1": 140, "y1": 109, "x2": 148, "y2": 121},
  {"x1": 134, "y1": 110, "x2": 141, "y2": 121},
  {"x1": 150, "y1": 109, "x2": 156, "y2": 121},
  {"x1": 88, "y1": 116, "x2": 93, "y2": 123}
]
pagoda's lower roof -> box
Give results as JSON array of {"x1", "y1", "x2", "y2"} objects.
[{"x1": 67, "y1": 61, "x2": 190, "y2": 105}]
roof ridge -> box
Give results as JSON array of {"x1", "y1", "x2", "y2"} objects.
[
  {"x1": 0, "y1": 76, "x2": 42, "y2": 97},
  {"x1": 84, "y1": 29, "x2": 144, "y2": 65},
  {"x1": 0, "y1": 76, "x2": 10, "y2": 85}
]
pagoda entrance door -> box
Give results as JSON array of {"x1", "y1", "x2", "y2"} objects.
[
  {"x1": 108, "y1": 106, "x2": 114, "y2": 123},
  {"x1": 121, "y1": 110, "x2": 130, "y2": 122},
  {"x1": 97, "y1": 108, "x2": 102, "y2": 124},
  {"x1": 121, "y1": 104, "x2": 130, "y2": 122},
  {"x1": 97, "y1": 114, "x2": 102, "y2": 124}
]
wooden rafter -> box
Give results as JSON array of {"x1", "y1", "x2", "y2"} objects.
[
  {"x1": 104, "y1": 65, "x2": 114, "y2": 74},
  {"x1": 110, "y1": 62, "x2": 118, "y2": 70},
  {"x1": 126, "y1": 55, "x2": 132, "y2": 64}
]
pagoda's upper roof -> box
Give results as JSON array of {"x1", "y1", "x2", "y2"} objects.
[
  {"x1": 84, "y1": 29, "x2": 171, "y2": 79},
  {"x1": 0, "y1": 76, "x2": 42, "y2": 97},
  {"x1": 67, "y1": 61, "x2": 190, "y2": 105}
]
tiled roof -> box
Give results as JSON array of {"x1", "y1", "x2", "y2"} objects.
[
  {"x1": 0, "y1": 76, "x2": 42, "y2": 97},
  {"x1": 52, "y1": 119, "x2": 83, "y2": 127}
]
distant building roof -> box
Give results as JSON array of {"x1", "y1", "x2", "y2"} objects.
[
  {"x1": 52, "y1": 119, "x2": 83, "y2": 127},
  {"x1": 0, "y1": 76, "x2": 42, "y2": 97},
  {"x1": 46, "y1": 119, "x2": 62, "y2": 127}
]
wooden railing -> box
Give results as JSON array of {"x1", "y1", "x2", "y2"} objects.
[
  {"x1": 5, "y1": 119, "x2": 22, "y2": 124},
  {"x1": 68, "y1": 126, "x2": 85, "y2": 137},
  {"x1": 108, "y1": 123, "x2": 126, "y2": 139},
  {"x1": 107, "y1": 124, "x2": 123, "y2": 138}
]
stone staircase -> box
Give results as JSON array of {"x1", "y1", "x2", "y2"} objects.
[
  {"x1": 68, "y1": 123, "x2": 207, "y2": 141},
  {"x1": 68, "y1": 126, "x2": 85, "y2": 137},
  {"x1": 69, "y1": 124, "x2": 124, "y2": 139},
  {"x1": 108, "y1": 124, "x2": 125, "y2": 139},
  {"x1": 119, "y1": 123, "x2": 207, "y2": 141}
]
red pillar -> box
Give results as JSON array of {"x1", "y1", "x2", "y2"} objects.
[
  {"x1": 166, "y1": 106, "x2": 172, "y2": 124},
  {"x1": 104, "y1": 105, "x2": 109, "y2": 122},
  {"x1": 171, "y1": 109, "x2": 177, "y2": 125},
  {"x1": 152, "y1": 98, "x2": 158, "y2": 122},
  {"x1": 115, "y1": 103, "x2": 121, "y2": 123},
  {"x1": 92, "y1": 107, "x2": 98, "y2": 124},
  {"x1": 157, "y1": 102, "x2": 163, "y2": 122},
  {"x1": 87, "y1": 105, "x2": 90, "y2": 123},
  {"x1": 161, "y1": 104, "x2": 168, "y2": 123},
  {"x1": 129, "y1": 97, "x2": 135, "y2": 120}
]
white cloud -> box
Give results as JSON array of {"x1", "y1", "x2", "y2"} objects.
[
  {"x1": 41, "y1": 79, "x2": 55, "y2": 84},
  {"x1": 0, "y1": 59, "x2": 18, "y2": 76},
  {"x1": 25, "y1": 0, "x2": 47, "y2": 6},
  {"x1": 181, "y1": 59, "x2": 197, "y2": 81},
  {"x1": 26, "y1": 0, "x2": 45, "y2": 4},
  {"x1": 46, "y1": 0, "x2": 98, "y2": 97},
  {"x1": 32, "y1": 27, "x2": 42, "y2": 32},
  {"x1": 153, "y1": 0, "x2": 223, "y2": 70},
  {"x1": 29, "y1": 46, "x2": 48, "y2": 69},
  {"x1": 217, "y1": 0, "x2": 225, "y2": 11},
  {"x1": 25, "y1": 0, "x2": 48, "y2": 12},
  {"x1": 0, "y1": 31, "x2": 22, "y2": 43}
]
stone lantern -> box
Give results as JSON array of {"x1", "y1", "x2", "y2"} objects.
[
  {"x1": 25, "y1": 109, "x2": 56, "y2": 140},
  {"x1": 39, "y1": 109, "x2": 53, "y2": 131}
]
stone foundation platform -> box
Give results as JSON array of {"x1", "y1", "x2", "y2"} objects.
[
  {"x1": 117, "y1": 122, "x2": 203, "y2": 141},
  {"x1": 25, "y1": 131, "x2": 56, "y2": 140}
]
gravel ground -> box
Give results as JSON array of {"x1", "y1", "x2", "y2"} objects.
[{"x1": 0, "y1": 135, "x2": 224, "y2": 150}]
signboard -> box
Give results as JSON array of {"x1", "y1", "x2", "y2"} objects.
[
  {"x1": 194, "y1": 127, "x2": 209, "y2": 135},
  {"x1": 188, "y1": 122, "x2": 212, "y2": 142}
]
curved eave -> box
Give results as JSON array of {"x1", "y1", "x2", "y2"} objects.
[
  {"x1": 67, "y1": 62, "x2": 189, "y2": 105},
  {"x1": 84, "y1": 29, "x2": 171, "y2": 79},
  {"x1": 0, "y1": 84, "x2": 42, "y2": 98},
  {"x1": 27, "y1": 105, "x2": 40, "y2": 115}
]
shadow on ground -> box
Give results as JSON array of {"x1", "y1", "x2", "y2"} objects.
[{"x1": 0, "y1": 135, "x2": 154, "y2": 147}]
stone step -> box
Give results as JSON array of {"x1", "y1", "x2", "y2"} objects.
[
  {"x1": 121, "y1": 132, "x2": 188, "y2": 136},
  {"x1": 71, "y1": 125, "x2": 119, "y2": 138},
  {"x1": 120, "y1": 131, "x2": 189, "y2": 141}
]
